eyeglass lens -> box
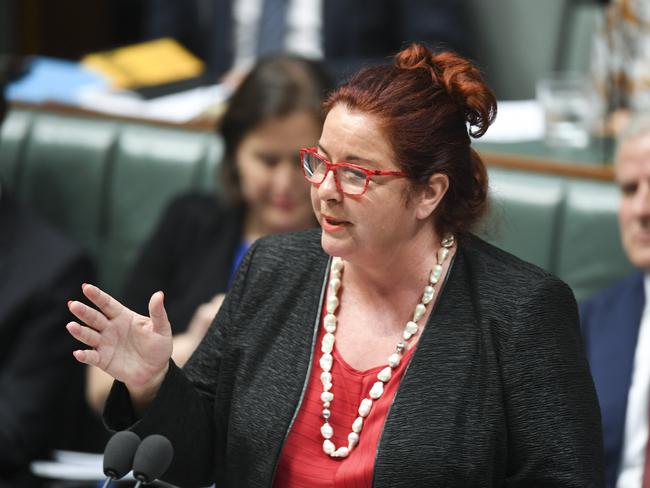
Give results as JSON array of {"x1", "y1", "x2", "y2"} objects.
[{"x1": 302, "y1": 153, "x2": 367, "y2": 195}]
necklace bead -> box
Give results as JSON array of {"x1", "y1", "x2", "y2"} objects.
[
  {"x1": 369, "y1": 381, "x2": 384, "y2": 399},
  {"x1": 317, "y1": 234, "x2": 454, "y2": 458},
  {"x1": 377, "y1": 366, "x2": 392, "y2": 382},
  {"x1": 358, "y1": 398, "x2": 373, "y2": 417},
  {"x1": 422, "y1": 285, "x2": 435, "y2": 304}
]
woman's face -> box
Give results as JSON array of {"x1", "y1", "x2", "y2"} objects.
[
  {"x1": 236, "y1": 111, "x2": 320, "y2": 236},
  {"x1": 311, "y1": 104, "x2": 421, "y2": 263}
]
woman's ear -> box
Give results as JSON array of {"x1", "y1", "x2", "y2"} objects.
[{"x1": 415, "y1": 173, "x2": 449, "y2": 220}]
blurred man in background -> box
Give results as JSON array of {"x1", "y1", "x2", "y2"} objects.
[
  {"x1": 581, "y1": 117, "x2": 650, "y2": 488},
  {"x1": 143, "y1": 0, "x2": 469, "y2": 82}
]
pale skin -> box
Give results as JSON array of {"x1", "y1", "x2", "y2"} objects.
[
  {"x1": 85, "y1": 293, "x2": 225, "y2": 413},
  {"x1": 311, "y1": 105, "x2": 452, "y2": 369},
  {"x1": 67, "y1": 103, "x2": 453, "y2": 411},
  {"x1": 616, "y1": 129, "x2": 650, "y2": 271}
]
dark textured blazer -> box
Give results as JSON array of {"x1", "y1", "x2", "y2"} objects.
[
  {"x1": 106, "y1": 230, "x2": 604, "y2": 487},
  {"x1": 0, "y1": 194, "x2": 94, "y2": 486},
  {"x1": 122, "y1": 193, "x2": 244, "y2": 333},
  {"x1": 580, "y1": 272, "x2": 645, "y2": 488},
  {"x1": 143, "y1": 0, "x2": 469, "y2": 80}
]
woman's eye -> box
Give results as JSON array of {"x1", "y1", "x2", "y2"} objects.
[{"x1": 345, "y1": 168, "x2": 367, "y2": 181}]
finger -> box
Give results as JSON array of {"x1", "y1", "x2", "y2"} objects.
[
  {"x1": 148, "y1": 291, "x2": 172, "y2": 337},
  {"x1": 66, "y1": 321, "x2": 102, "y2": 348},
  {"x1": 211, "y1": 293, "x2": 226, "y2": 308},
  {"x1": 68, "y1": 301, "x2": 109, "y2": 331},
  {"x1": 211, "y1": 293, "x2": 226, "y2": 303},
  {"x1": 81, "y1": 283, "x2": 124, "y2": 320},
  {"x1": 72, "y1": 348, "x2": 100, "y2": 366}
]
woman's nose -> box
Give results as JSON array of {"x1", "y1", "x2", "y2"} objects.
[{"x1": 317, "y1": 169, "x2": 341, "y2": 200}]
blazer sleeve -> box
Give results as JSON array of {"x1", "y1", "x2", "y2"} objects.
[
  {"x1": 104, "y1": 240, "x2": 259, "y2": 488},
  {"x1": 502, "y1": 276, "x2": 605, "y2": 487}
]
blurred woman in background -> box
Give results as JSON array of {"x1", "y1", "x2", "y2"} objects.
[{"x1": 86, "y1": 54, "x2": 333, "y2": 413}]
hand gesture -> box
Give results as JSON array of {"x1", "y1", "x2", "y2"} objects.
[{"x1": 66, "y1": 284, "x2": 173, "y2": 394}]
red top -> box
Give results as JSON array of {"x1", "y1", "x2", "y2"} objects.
[{"x1": 273, "y1": 299, "x2": 417, "y2": 488}]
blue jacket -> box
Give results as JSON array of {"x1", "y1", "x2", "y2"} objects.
[{"x1": 580, "y1": 271, "x2": 645, "y2": 488}]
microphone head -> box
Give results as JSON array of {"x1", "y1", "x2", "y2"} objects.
[
  {"x1": 102, "y1": 430, "x2": 141, "y2": 480},
  {"x1": 132, "y1": 434, "x2": 174, "y2": 483}
]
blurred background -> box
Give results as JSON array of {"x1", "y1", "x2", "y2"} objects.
[{"x1": 0, "y1": 0, "x2": 604, "y2": 99}]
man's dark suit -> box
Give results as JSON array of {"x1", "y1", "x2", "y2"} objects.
[
  {"x1": 0, "y1": 193, "x2": 95, "y2": 486},
  {"x1": 143, "y1": 0, "x2": 469, "y2": 80},
  {"x1": 580, "y1": 271, "x2": 645, "y2": 488}
]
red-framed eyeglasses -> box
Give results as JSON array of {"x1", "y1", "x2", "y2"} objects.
[{"x1": 299, "y1": 147, "x2": 408, "y2": 196}]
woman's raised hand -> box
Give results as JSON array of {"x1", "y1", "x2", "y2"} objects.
[{"x1": 66, "y1": 284, "x2": 173, "y2": 396}]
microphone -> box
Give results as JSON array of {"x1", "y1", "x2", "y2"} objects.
[
  {"x1": 101, "y1": 430, "x2": 141, "y2": 488},
  {"x1": 132, "y1": 434, "x2": 174, "y2": 487}
]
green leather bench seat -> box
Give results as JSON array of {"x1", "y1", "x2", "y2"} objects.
[
  {"x1": 482, "y1": 168, "x2": 632, "y2": 301},
  {"x1": 483, "y1": 169, "x2": 565, "y2": 272},
  {"x1": 0, "y1": 108, "x2": 221, "y2": 294},
  {"x1": 19, "y1": 113, "x2": 117, "y2": 261},
  {"x1": 555, "y1": 180, "x2": 628, "y2": 300},
  {"x1": 104, "y1": 123, "x2": 222, "y2": 292},
  {"x1": 0, "y1": 107, "x2": 630, "y2": 302}
]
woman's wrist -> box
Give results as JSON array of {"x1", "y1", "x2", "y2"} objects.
[{"x1": 126, "y1": 361, "x2": 170, "y2": 415}]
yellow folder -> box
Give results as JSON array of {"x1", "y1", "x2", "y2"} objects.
[{"x1": 82, "y1": 38, "x2": 205, "y2": 89}]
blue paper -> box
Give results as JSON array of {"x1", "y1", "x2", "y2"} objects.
[{"x1": 6, "y1": 56, "x2": 108, "y2": 104}]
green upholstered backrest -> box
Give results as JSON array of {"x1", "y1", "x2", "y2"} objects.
[
  {"x1": 482, "y1": 168, "x2": 565, "y2": 271},
  {"x1": 0, "y1": 109, "x2": 33, "y2": 187},
  {"x1": 102, "y1": 123, "x2": 221, "y2": 292},
  {"x1": 0, "y1": 108, "x2": 222, "y2": 295},
  {"x1": 479, "y1": 167, "x2": 631, "y2": 302},
  {"x1": 555, "y1": 180, "x2": 632, "y2": 301},
  {"x1": 17, "y1": 113, "x2": 118, "y2": 259}
]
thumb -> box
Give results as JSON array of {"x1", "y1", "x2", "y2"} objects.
[{"x1": 148, "y1": 291, "x2": 172, "y2": 336}]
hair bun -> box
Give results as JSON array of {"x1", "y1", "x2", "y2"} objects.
[{"x1": 395, "y1": 44, "x2": 496, "y2": 138}]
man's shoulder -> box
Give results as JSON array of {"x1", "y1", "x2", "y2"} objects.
[
  {"x1": 581, "y1": 271, "x2": 644, "y2": 311},
  {"x1": 579, "y1": 271, "x2": 644, "y2": 332}
]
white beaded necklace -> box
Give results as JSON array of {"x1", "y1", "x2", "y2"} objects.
[{"x1": 319, "y1": 234, "x2": 455, "y2": 458}]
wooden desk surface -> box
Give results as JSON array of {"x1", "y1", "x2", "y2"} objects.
[{"x1": 475, "y1": 139, "x2": 615, "y2": 181}]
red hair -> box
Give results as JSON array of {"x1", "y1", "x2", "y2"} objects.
[{"x1": 323, "y1": 43, "x2": 497, "y2": 237}]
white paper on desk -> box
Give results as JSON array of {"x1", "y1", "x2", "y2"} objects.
[
  {"x1": 479, "y1": 100, "x2": 544, "y2": 142},
  {"x1": 31, "y1": 450, "x2": 209, "y2": 487},
  {"x1": 77, "y1": 84, "x2": 231, "y2": 123},
  {"x1": 30, "y1": 450, "x2": 113, "y2": 480}
]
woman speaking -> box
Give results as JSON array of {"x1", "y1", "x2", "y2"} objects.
[{"x1": 66, "y1": 43, "x2": 604, "y2": 487}]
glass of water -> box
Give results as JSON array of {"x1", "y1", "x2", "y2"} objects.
[{"x1": 536, "y1": 73, "x2": 599, "y2": 148}]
